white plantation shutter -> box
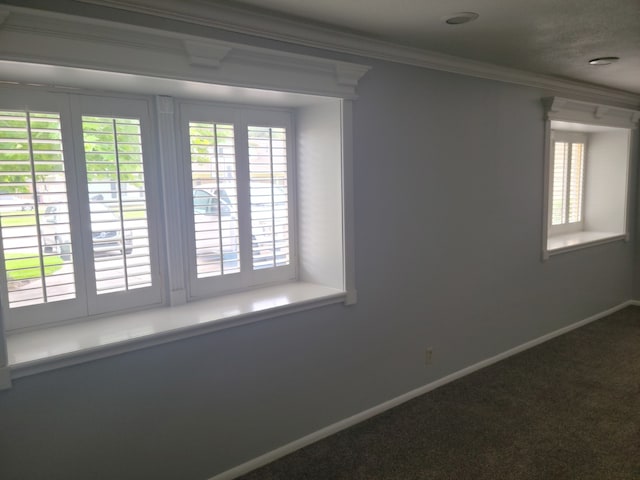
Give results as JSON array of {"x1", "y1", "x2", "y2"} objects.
[
  {"x1": 82, "y1": 116, "x2": 153, "y2": 294},
  {"x1": 188, "y1": 121, "x2": 240, "y2": 278},
  {"x1": 248, "y1": 126, "x2": 290, "y2": 270},
  {"x1": 550, "y1": 134, "x2": 585, "y2": 227},
  {"x1": 568, "y1": 142, "x2": 584, "y2": 223},
  {"x1": 182, "y1": 103, "x2": 295, "y2": 299},
  {"x1": 0, "y1": 110, "x2": 76, "y2": 308},
  {"x1": 551, "y1": 141, "x2": 568, "y2": 226},
  {"x1": 0, "y1": 93, "x2": 162, "y2": 330}
]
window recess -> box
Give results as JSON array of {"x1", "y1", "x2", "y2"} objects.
[{"x1": 542, "y1": 97, "x2": 639, "y2": 258}]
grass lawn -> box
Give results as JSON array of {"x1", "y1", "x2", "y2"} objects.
[
  {"x1": 5, "y1": 253, "x2": 63, "y2": 281},
  {"x1": 0, "y1": 211, "x2": 37, "y2": 227},
  {"x1": 0, "y1": 204, "x2": 146, "y2": 227}
]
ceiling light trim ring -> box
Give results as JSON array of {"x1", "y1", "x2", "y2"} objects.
[
  {"x1": 588, "y1": 57, "x2": 620, "y2": 66},
  {"x1": 443, "y1": 12, "x2": 479, "y2": 25}
]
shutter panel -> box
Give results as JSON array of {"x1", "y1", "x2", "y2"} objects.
[
  {"x1": 551, "y1": 141, "x2": 568, "y2": 226},
  {"x1": 188, "y1": 122, "x2": 240, "y2": 278},
  {"x1": 248, "y1": 126, "x2": 290, "y2": 270},
  {"x1": 551, "y1": 137, "x2": 585, "y2": 226},
  {"x1": 0, "y1": 110, "x2": 76, "y2": 308},
  {"x1": 567, "y1": 142, "x2": 584, "y2": 223},
  {"x1": 82, "y1": 116, "x2": 152, "y2": 294}
]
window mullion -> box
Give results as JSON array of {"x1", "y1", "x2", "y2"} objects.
[
  {"x1": 234, "y1": 116, "x2": 252, "y2": 275},
  {"x1": 156, "y1": 96, "x2": 186, "y2": 306},
  {"x1": 68, "y1": 98, "x2": 97, "y2": 305}
]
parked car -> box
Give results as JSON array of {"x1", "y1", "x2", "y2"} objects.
[
  {"x1": 41, "y1": 203, "x2": 133, "y2": 257},
  {"x1": 89, "y1": 203, "x2": 134, "y2": 255},
  {"x1": 192, "y1": 184, "x2": 239, "y2": 264},
  {"x1": 0, "y1": 194, "x2": 35, "y2": 212},
  {"x1": 192, "y1": 182, "x2": 288, "y2": 267}
]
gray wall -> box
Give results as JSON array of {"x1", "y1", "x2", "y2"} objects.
[{"x1": 0, "y1": 3, "x2": 638, "y2": 480}]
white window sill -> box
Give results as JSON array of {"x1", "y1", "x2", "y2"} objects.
[
  {"x1": 546, "y1": 231, "x2": 627, "y2": 256},
  {"x1": 7, "y1": 282, "x2": 347, "y2": 379}
]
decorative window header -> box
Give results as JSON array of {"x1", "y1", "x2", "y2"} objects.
[
  {"x1": 0, "y1": 6, "x2": 370, "y2": 99},
  {"x1": 543, "y1": 97, "x2": 640, "y2": 129}
]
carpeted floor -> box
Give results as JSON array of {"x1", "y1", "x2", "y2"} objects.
[{"x1": 238, "y1": 306, "x2": 640, "y2": 480}]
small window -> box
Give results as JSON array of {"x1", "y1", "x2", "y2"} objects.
[{"x1": 543, "y1": 97, "x2": 638, "y2": 257}]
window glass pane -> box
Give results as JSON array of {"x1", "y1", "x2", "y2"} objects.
[
  {"x1": 82, "y1": 116, "x2": 152, "y2": 294},
  {"x1": 0, "y1": 110, "x2": 75, "y2": 308},
  {"x1": 248, "y1": 126, "x2": 290, "y2": 270},
  {"x1": 189, "y1": 122, "x2": 239, "y2": 278},
  {"x1": 568, "y1": 142, "x2": 584, "y2": 223},
  {"x1": 551, "y1": 141, "x2": 568, "y2": 226}
]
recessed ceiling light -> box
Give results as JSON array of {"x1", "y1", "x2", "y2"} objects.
[
  {"x1": 443, "y1": 12, "x2": 479, "y2": 25},
  {"x1": 588, "y1": 57, "x2": 620, "y2": 66}
]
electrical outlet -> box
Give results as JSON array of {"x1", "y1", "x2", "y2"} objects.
[{"x1": 425, "y1": 348, "x2": 433, "y2": 365}]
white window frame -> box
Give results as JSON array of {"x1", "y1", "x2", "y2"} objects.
[
  {"x1": 0, "y1": 5, "x2": 369, "y2": 388},
  {"x1": 542, "y1": 97, "x2": 639, "y2": 259},
  {"x1": 0, "y1": 89, "x2": 163, "y2": 331}
]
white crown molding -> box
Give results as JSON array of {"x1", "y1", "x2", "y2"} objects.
[
  {"x1": 0, "y1": 6, "x2": 370, "y2": 100},
  {"x1": 74, "y1": 0, "x2": 640, "y2": 109},
  {"x1": 544, "y1": 96, "x2": 640, "y2": 129}
]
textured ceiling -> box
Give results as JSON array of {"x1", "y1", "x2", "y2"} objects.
[{"x1": 222, "y1": 0, "x2": 640, "y2": 95}]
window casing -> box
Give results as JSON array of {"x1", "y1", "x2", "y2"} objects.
[{"x1": 542, "y1": 97, "x2": 638, "y2": 258}]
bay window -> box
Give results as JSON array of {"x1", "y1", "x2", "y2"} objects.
[{"x1": 0, "y1": 4, "x2": 368, "y2": 387}]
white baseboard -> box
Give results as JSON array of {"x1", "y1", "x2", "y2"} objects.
[{"x1": 209, "y1": 300, "x2": 635, "y2": 480}]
